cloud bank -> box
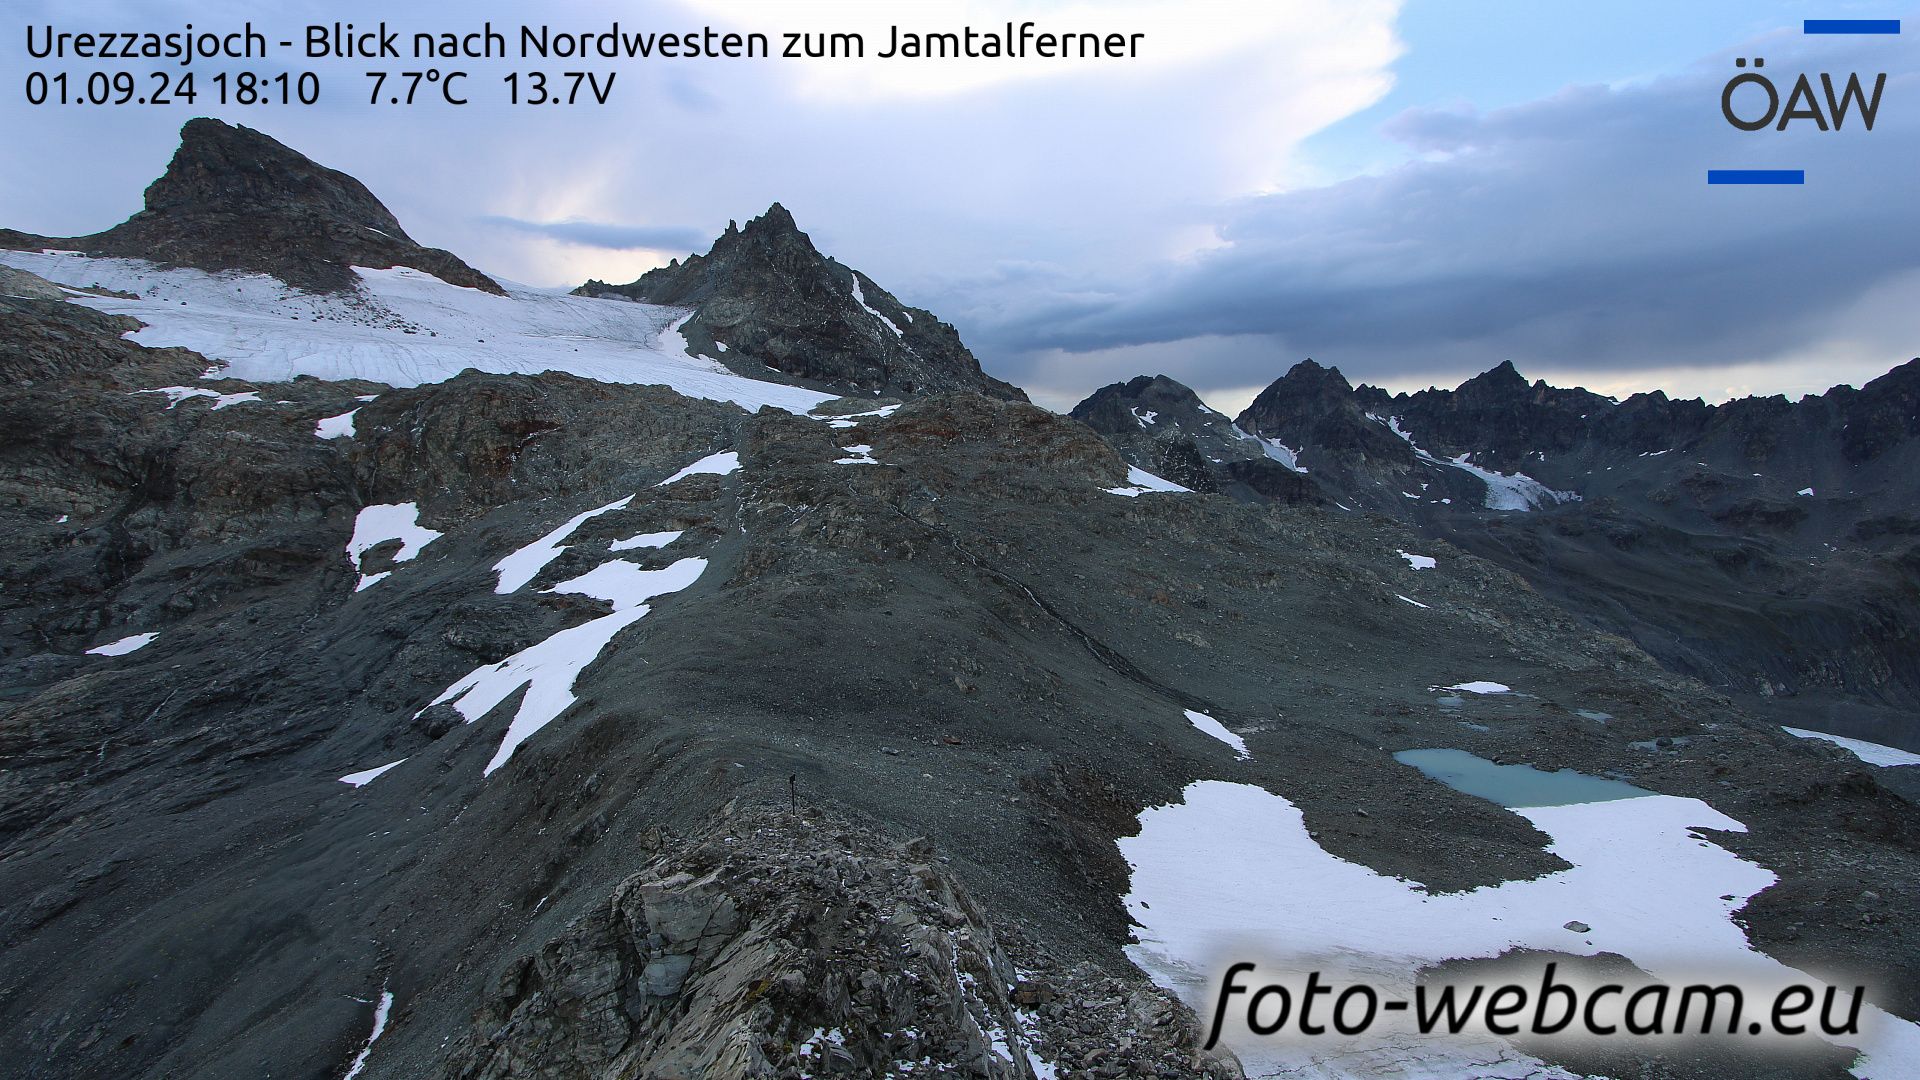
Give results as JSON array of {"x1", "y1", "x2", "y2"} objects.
[{"x1": 982, "y1": 33, "x2": 1919, "y2": 409}]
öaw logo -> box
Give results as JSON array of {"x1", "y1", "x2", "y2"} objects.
[
  {"x1": 1720, "y1": 56, "x2": 1884, "y2": 132},
  {"x1": 1709, "y1": 18, "x2": 1898, "y2": 185}
]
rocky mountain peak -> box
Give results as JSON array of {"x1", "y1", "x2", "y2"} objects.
[
  {"x1": 1458, "y1": 358, "x2": 1529, "y2": 396},
  {"x1": 744, "y1": 200, "x2": 799, "y2": 235},
  {"x1": 575, "y1": 205, "x2": 1025, "y2": 402},
  {"x1": 1, "y1": 118, "x2": 502, "y2": 296},
  {"x1": 1239, "y1": 358, "x2": 1376, "y2": 431},
  {"x1": 1070, "y1": 372, "x2": 1323, "y2": 502},
  {"x1": 1278, "y1": 357, "x2": 1353, "y2": 393},
  {"x1": 1070, "y1": 374, "x2": 1214, "y2": 439},
  {"x1": 143, "y1": 118, "x2": 410, "y2": 237},
  {"x1": 1099, "y1": 374, "x2": 1207, "y2": 413}
]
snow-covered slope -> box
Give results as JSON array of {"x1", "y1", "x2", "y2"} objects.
[
  {"x1": 0, "y1": 250, "x2": 834, "y2": 414},
  {"x1": 1122, "y1": 778, "x2": 1920, "y2": 1079}
]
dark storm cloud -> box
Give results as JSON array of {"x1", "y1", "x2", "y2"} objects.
[
  {"x1": 480, "y1": 217, "x2": 709, "y2": 254},
  {"x1": 976, "y1": 35, "x2": 1920, "y2": 393}
]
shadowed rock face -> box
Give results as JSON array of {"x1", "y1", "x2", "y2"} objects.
[
  {"x1": 0, "y1": 118, "x2": 502, "y2": 295},
  {"x1": 440, "y1": 805, "x2": 1239, "y2": 1080},
  {"x1": 3, "y1": 269, "x2": 1919, "y2": 1080},
  {"x1": 578, "y1": 204, "x2": 1026, "y2": 402},
  {"x1": 1070, "y1": 374, "x2": 1321, "y2": 503},
  {"x1": 1077, "y1": 359, "x2": 1920, "y2": 751},
  {"x1": 9, "y1": 280, "x2": 1920, "y2": 1080}
]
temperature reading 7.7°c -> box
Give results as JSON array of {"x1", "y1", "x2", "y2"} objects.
[
  {"x1": 366, "y1": 70, "x2": 467, "y2": 105},
  {"x1": 363, "y1": 71, "x2": 617, "y2": 105}
]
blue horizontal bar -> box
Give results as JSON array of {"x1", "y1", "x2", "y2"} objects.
[
  {"x1": 1804, "y1": 19, "x2": 1900, "y2": 34},
  {"x1": 1708, "y1": 169, "x2": 1806, "y2": 184}
]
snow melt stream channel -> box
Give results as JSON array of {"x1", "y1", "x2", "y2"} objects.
[{"x1": 1119, "y1": 752, "x2": 1920, "y2": 1078}]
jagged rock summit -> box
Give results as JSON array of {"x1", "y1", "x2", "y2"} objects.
[
  {"x1": 578, "y1": 203, "x2": 1026, "y2": 402},
  {"x1": 0, "y1": 118, "x2": 501, "y2": 295},
  {"x1": 1069, "y1": 374, "x2": 1320, "y2": 503}
]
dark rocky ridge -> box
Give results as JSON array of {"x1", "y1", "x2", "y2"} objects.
[
  {"x1": 1069, "y1": 374, "x2": 1319, "y2": 504},
  {"x1": 577, "y1": 204, "x2": 1026, "y2": 403},
  {"x1": 1077, "y1": 358, "x2": 1920, "y2": 752},
  {"x1": 2, "y1": 277, "x2": 1917, "y2": 1079},
  {"x1": 0, "y1": 118, "x2": 502, "y2": 295},
  {"x1": 440, "y1": 804, "x2": 1238, "y2": 1079}
]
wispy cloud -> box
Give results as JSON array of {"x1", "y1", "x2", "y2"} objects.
[{"x1": 479, "y1": 216, "x2": 709, "y2": 254}]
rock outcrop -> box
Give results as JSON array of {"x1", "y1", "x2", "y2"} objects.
[
  {"x1": 578, "y1": 204, "x2": 1025, "y2": 402},
  {"x1": 0, "y1": 118, "x2": 501, "y2": 295},
  {"x1": 443, "y1": 806, "x2": 1239, "y2": 1079},
  {"x1": 1069, "y1": 374, "x2": 1320, "y2": 503}
]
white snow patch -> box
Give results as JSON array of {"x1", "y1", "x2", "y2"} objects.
[
  {"x1": 340, "y1": 989, "x2": 394, "y2": 1080},
  {"x1": 133, "y1": 386, "x2": 262, "y2": 410},
  {"x1": 0, "y1": 252, "x2": 834, "y2": 414},
  {"x1": 1011, "y1": 1006, "x2": 1061, "y2": 1079},
  {"x1": 1448, "y1": 452, "x2": 1580, "y2": 511},
  {"x1": 493, "y1": 495, "x2": 634, "y2": 594},
  {"x1": 426, "y1": 557, "x2": 708, "y2": 775},
  {"x1": 347, "y1": 503, "x2": 442, "y2": 592},
  {"x1": 1231, "y1": 424, "x2": 1308, "y2": 473},
  {"x1": 817, "y1": 402, "x2": 901, "y2": 429},
  {"x1": 315, "y1": 409, "x2": 358, "y2": 439},
  {"x1": 1121, "y1": 779, "x2": 1920, "y2": 1079},
  {"x1": 86, "y1": 632, "x2": 156, "y2": 656},
  {"x1": 797, "y1": 1026, "x2": 847, "y2": 1059},
  {"x1": 339, "y1": 759, "x2": 406, "y2": 787},
  {"x1": 1398, "y1": 550, "x2": 1436, "y2": 570},
  {"x1": 835, "y1": 444, "x2": 882, "y2": 466},
  {"x1": 1184, "y1": 709, "x2": 1250, "y2": 759},
  {"x1": 1371, "y1": 414, "x2": 1577, "y2": 511},
  {"x1": 1105, "y1": 466, "x2": 1191, "y2": 497},
  {"x1": 1396, "y1": 594, "x2": 1430, "y2": 609},
  {"x1": 847, "y1": 274, "x2": 905, "y2": 337},
  {"x1": 1131, "y1": 407, "x2": 1159, "y2": 428},
  {"x1": 1260, "y1": 438, "x2": 1307, "y2": 473},
  {"x1": 1443, "y1": 680, "x2": 1512, "y2": 695},
  {"x1": 610, "y1": 530, "x2": 683, "y2": 552},
  {"x1": 136, "y1": 386, "x2": 215, "y2": 408},
  {"x1": 1783, "y1": 727, "x2": 1920, "y2": 767},
  {"x1": 658, "y1": 451, "x2": 739, "y2": 486},
  {"x1": 1798, "y1": 487, "x2": 1815, "y2": 497}
]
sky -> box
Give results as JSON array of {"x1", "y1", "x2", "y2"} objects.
[{"x1": 5, "y1": 0, "x2": 1916, "y2": 413}]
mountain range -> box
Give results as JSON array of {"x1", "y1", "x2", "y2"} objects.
[{"x1": 3, "y1": 119, "x2": 1917, "y2": 1080}]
